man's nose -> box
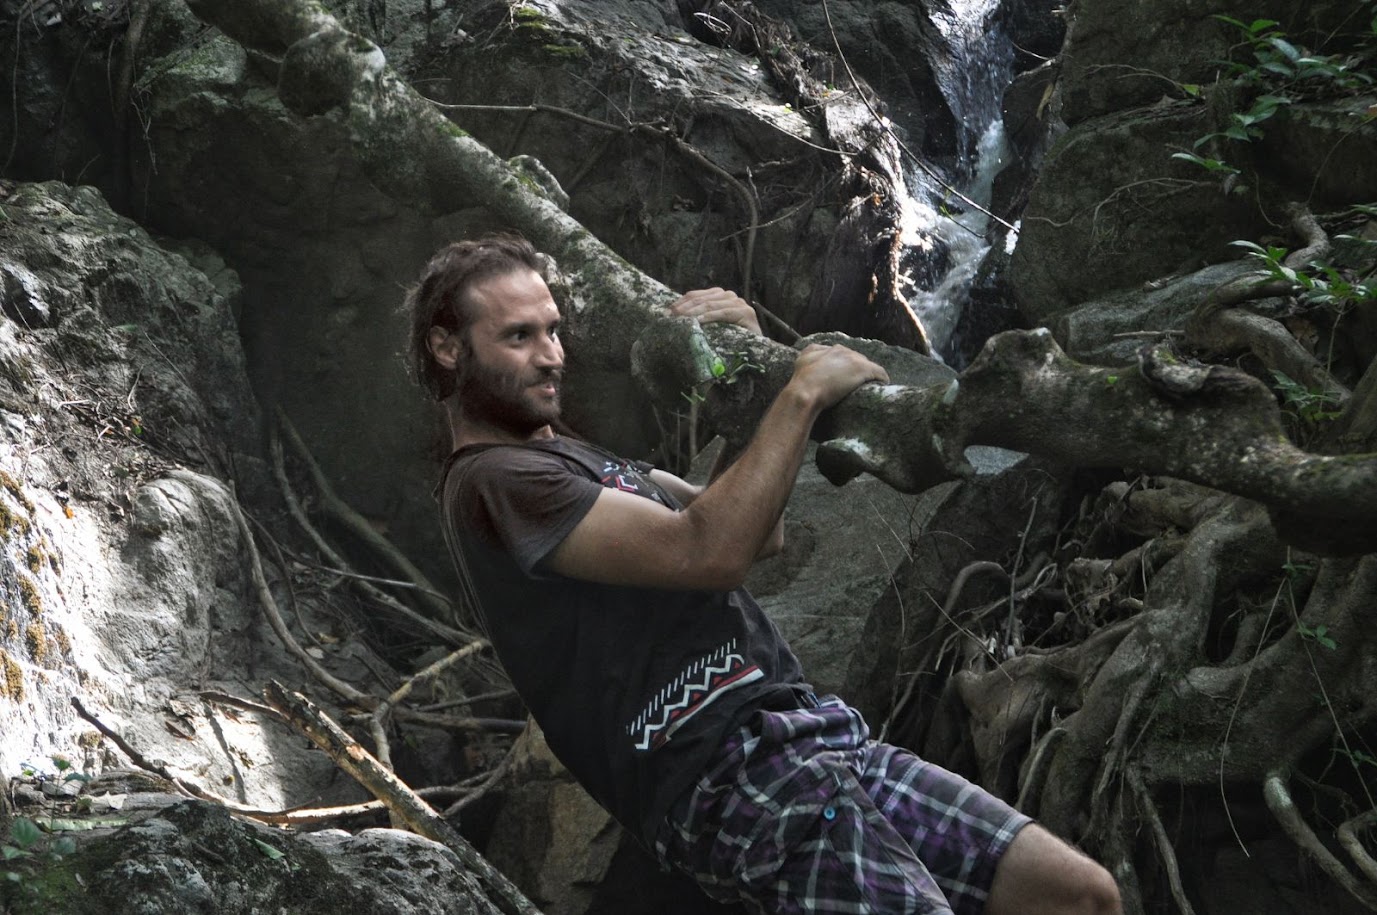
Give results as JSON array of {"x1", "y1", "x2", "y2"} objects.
[{"x1": 535, "y1": 336, "x2": 563, "y2": 368}]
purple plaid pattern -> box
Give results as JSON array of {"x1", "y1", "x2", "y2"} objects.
[{"x1": 653, "y1": 696, "x2": 1031, "y2": 914}]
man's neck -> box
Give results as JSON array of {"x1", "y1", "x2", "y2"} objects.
[{"x1": 444, "y1": 400, "x2": 556, "y2": 451}]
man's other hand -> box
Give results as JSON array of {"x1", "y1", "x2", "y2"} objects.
[
  {"x1": 789, "y1": 344, "x2": 890, "y2": 412},
  {"x1": 670, "y1": 288, "x2": 762, "y2": 336}
]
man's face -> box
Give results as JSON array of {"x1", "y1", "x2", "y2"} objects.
[{"x1": 454, "y1": 269, "x2": 565, "y2": 438}]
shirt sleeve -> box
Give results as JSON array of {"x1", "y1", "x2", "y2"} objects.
[{"x1": 458, "y1": 447, "x2": 604, "y2": 577}]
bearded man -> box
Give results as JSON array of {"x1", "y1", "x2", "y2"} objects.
[{"x1": 408, "y1": 233, "x2": 1121, "y2": 915}]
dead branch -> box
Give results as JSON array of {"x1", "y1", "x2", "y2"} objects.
[
  {"x1": 69, "y1": 697, "x2": 247, "y2": 811},
  {"x1": 269, "y1": 423, "x2": 469, "y2": 647},
  {"x1": 262, "y1": 680, "x2": 543, "y2": 915},
  {"x1": 371, "y1": 640, "x2": 490, "y2": 772},
  {"x1": 203, "y1": 471, "x2": 375, "y2": 708},
  {"x1": 1264, "y1": 771, "x2": 1377, "y2": 911},
  {"x1": 276, "y1": 408, "x2": 455, "y2": 624}
]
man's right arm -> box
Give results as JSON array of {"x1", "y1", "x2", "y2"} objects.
[{"x1": 544, "y1": 344, "x2": 888, "y2": 591}]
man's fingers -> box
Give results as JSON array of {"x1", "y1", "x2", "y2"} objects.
[{"x1": 670, "y1": 289, "x2": 761, "y2": 334}]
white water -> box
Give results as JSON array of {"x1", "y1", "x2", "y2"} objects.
[{"x1": 896, "y1": 0, "x2": 1015, "y2": 363}]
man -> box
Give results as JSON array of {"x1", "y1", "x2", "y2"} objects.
[{"x1": 409, "y1": 234, "x2": 1121, "y2": 914}]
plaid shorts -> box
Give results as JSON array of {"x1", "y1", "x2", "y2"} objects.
[{"x1": 652, "y1": 695, "x2": 1031, "y2": 915}]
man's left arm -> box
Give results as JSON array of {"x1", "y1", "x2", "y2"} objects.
[{"x1": 649, "y1": 460, "x2": 785, "y2": 559}]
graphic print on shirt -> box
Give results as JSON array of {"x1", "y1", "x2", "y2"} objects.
[
  {"x1": 598, "y1": 459, "x2": 666, "y2": 504},
  {"x1": 627, "y1": 639, "x2": 763, "y2": 752}
]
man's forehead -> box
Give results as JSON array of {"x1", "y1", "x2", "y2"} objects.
[{"x1": 468, "y1": 269, "x2": 556, "y2": 321}]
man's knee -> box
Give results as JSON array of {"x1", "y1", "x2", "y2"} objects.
[{"x1": 986, "y1": 824, "x2": 1123, "y2": 915}]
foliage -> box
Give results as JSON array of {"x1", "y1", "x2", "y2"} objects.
[
  {"x1": 1174, "y1": 9, "x2": 1377, "y2": 180},
  {"x1": 1271, "y1": 369, "x2": 1343, "y2": 423}
]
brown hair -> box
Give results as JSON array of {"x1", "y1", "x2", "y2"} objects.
[{"x1": 403, "y1": 233, "x2": 546, "y2": 401}]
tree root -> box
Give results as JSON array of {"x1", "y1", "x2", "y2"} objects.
[
  {"x1": 1264, "y1": 772, "x2": 1377, "y2": 911},
  {"x1": 1340, "y1": 809, "x2": 1377, "y2": 886},
  {"x1": 1186, "y1": 203, "x2": 1349, "y2": 406},
  {"x1": 268, "y1": 423, "x2": 473, "y2": 648},
  {"x1": 1128, "y1": 767, "x2": 1197, "y2": 915}
]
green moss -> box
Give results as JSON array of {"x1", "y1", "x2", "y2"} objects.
[
  {"x1": 18, "y1": 574, "x2": 41, "y2": 616},
  {"x1": 26, "y1": 545, "x2": 44, "y2": 573},
  {"x1": 542, "y1": 43, "x2": 587, "y2": 59},
  {"x1": 512, "y1": 5, "x2": 549, "y2": 27},
  {"x1": 1, "y1": 649, "x2": 22, "y2": 701},
  {"x1": 25, "y1": 621, "x2": 47, "y2": 663},
  {"x1": 52, "y1": 627, "x2": 71, "y2": 658},
  {"x1": 0, "y1": 469, "x2": 35, "y2": 512}
]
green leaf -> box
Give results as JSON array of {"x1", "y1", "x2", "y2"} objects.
[
  {"x1": 1267, "y1": 37, "x2": 1301, "y2": 61},
  {"x1": 252, "y1": 838, "x2": 286, "y2": 861},
  {"x1": 2, "y1": 846, "x2": 29, "y2": 861},
  {"x1": 10, "y1": 819, "x2": 41, "y2": 850},
  {"x1": 51, "y1": 837, "x2": 76, "y2": 856}
]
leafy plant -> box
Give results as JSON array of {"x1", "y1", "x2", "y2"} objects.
[
  {"x1": 1271, "y1": 370, "x2": 1343, "y2": 424},
  {"x1": 1174, "y1": 11, "x2": 1376, "y2": 179},
  {"x1": 1298, "y1": 620, "x2": 1338, "y2": 650}
]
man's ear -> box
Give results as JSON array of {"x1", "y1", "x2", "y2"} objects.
[{"x1": 428, "y1": 326, "x2": 462, "y2": 371}]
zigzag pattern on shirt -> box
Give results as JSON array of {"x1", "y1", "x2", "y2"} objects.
[{"x1": 627, "y1": 639, "x2": 763, "y2": 752}]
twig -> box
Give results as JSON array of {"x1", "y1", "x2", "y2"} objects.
[
  {"x1": 69, "y1": 697, "x2": 244, "y2": 810},
  {"x1": 246, "y1": 509, "x2": 320, "y2": 649},
  {"x1": 262, "y1": 681, "x2": 543, "y2": 915},
  {"x1": 417, "y1": 687, "x2": 516, "y2": 713},
  {"x1": 276, "y1": 407, "x2": 454, "y2": 623},
  {"x1": 1265, "y1": 771, "x2": 1377, "y2": 910},
  {"x1": 207, "y1": 471, "x2": 376, "y2": 708},
  {"x1": 269, "y1": 422, "x2": 469, "y2": 647},
  {"x1": 1129, "y1": 768, "x2": 1198, "y2": 915},
  {"x1": 443, "y1": 741, "x2": 520, "y2": 818},
  {"x1": 371, "y1": 640, "x2": 490, "y2": 772},
  {"x1": 198, "y1": 690, "x2": 283, "y2": 718}
]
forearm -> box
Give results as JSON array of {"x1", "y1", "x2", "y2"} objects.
[{"x1": 678, "y1": 384, "x2": 819, "y2": 585}]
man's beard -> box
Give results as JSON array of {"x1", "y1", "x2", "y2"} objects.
[{"x1": 456, "y1": 356, "x2": 562, "y2": 437}]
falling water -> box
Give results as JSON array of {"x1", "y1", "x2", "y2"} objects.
[{"x1": 897, "y1": 0, "x2": 1015, "y2": 364}]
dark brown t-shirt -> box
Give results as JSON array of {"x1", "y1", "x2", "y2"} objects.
[{"x1": 438, "y1": 436, "x2": 807, "y2": 843}]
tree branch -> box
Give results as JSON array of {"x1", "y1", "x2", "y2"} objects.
[{"x1": 262, "y1": 680, "x2": 543, "y2": 915}]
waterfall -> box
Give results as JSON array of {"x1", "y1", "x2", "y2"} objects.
[{"x1": 897, "y1": 0, "x2": 1015, "y2": 365}]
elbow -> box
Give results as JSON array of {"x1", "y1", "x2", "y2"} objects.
[{"x1": 688, "y1": 553, "x2": 751, "y2": 592}]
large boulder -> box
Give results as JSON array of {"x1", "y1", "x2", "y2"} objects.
[
  {"x1": 0, "y1": 180, "x2": 372, "y2": 809},
  {"x1": 1006, "y1": 102, "x2": 1261, "y2": 324},
  {"x1": 3, "y1": 790, "x2": 507, "y2": 914}
]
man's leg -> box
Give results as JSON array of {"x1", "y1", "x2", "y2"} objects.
[{"x1": 985, "y1": 823, "x2": 1122, "y2": 915}]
